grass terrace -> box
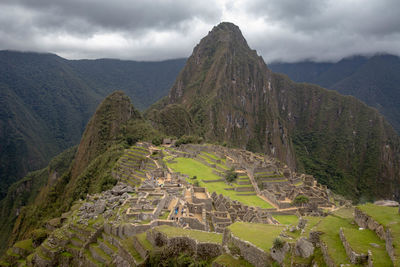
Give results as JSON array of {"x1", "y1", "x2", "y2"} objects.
[
  {"x1": 136, "y1": 232, "x2": 153, "y2": 251},
  {"x1": 316, "y1": 215, "x2": 356, "y2": 266},
  {"x1": 154, "y1": 225, "x2": 222, "y2": 244},
  {"x1": 341, "y1": 227, "x2": 392, "y2": 267},
  {"x1": 357, "y1": 203, "x2": 400, "y2": 265},
  {"x1": 273, "y1": 215, "x2": 299, "y2": 225},
  {"x1": 167, "y1": 157, "x2": 273, "y2": 208},
  {"x1": 228, "y1": 222, "x2": 284, "y2": 252}
]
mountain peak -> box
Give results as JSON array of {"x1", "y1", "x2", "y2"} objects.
[
  {"x1": 167, "y1": 22, "x2": 265, "y2": 104},
  {"x1": 71, "y1": 91, "x2": 140, "y2": 178},
  {"x1": 211, "y1": 22, "x2": 243, "y2": 38},
  {"x1": 199, "y1": 22, "x2": 249, "y2": 51}
]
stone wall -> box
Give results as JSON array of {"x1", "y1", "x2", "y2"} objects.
[
  {"x1": 146, "y1": 229, "x2": 223, "y2": 260},
  {"x1": 222, "y1": 228, "x2": 271, "y2": 267},
  {"x1": 339, "y1": 228, "x2": 368, "y2": 264},
  {"x1": 104, "y1": 220, "x2": 177, "y2": 238},
  {"x1": 320, "y1": 240, "x2": 336, "y2": 267},
  {"x1": 102, "y1": 232, "x2": 137, "y2": 266},
  {"x1": 179, "y1": 217, "x2": 207, "y2": 231},
  {"x1": 234, "y1": 186, "x2": 254, "y2": 192},
  {"x1": 262, "y1": 190, "x2": 291, "y2": 209},
  {"x1": 132, "y1": 235, "x2": 149, "y2": 259},
  {"x1": 354, "y1": 208, "x2": 396, "y2": 264}
]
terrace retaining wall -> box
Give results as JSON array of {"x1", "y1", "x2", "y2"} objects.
[
  {"x1": 222, "y1": 228, "x2": 271, "y2": 267},
  {"x1": 146, "y1": 229, "x2": 223, "y2": 260},
  {"x1": 354, "y1": 208, "x2": 396, "y2": 264},
  {"x1": 339, "y1": 228, "x2": 368, "y2": 265}
]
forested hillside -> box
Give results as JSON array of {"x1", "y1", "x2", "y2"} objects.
[{"x1": 0, "y1": 51, "x2": 185, "y2": 198}]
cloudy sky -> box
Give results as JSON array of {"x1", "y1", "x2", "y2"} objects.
[{"x1": 1, "y1": 0, "x2": 399, "y2": 63}]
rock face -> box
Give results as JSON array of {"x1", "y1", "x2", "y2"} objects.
[{"x1": 148, "y1": 22, "x2": 400, "y2": 201}]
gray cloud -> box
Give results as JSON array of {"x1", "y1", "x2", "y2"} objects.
[
  {"x1": 239, "y1": 0, "x2": 400, "y2": 62},
  {"x1": 0, "y1": 0, "x2": 399, "y2": 62}
]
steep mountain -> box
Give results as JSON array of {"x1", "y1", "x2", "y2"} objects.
[
  {"x1": 0, "y1": 51, "x2": 185, "y2": 199},
  {"x1": 269, "y1": 54, "x2": 400, "y2": 132},
  {"x1": 0, "y1": 91, "x2": 162, "y2": 252},
  {"x1": 147, "y1": 22, "x2": 297, "y2": 168},
  {"x1": 147, "y1": 22, "x2": 400, "y2": 201}
]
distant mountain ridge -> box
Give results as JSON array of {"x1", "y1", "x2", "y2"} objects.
[
  {"x1": 0, "y1": 50, "x2": 185, "y2": 198},
  {"x1": 269, "y1": 54, "x2": 400, "y2": 132}
]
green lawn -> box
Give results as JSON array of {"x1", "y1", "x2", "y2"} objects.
[
  {"x1": 168, "y1": 157, "x2": 221, "y2": 181},
  {"x1": 228, "y1": 222, "x2": 284, "y2": 252},
  {"x1": 342, "y1": 227, "x2": 392, "y2": 267},
  {"x1": 273, "y1": 215, "x2": 299, "y2": 225},
  {"x1": 213, "y1": 254, "x2": 254, "y2": 267},
  {"x1": 167, "y1": 157, "x2": 273, "y2": 208},
  {"x1": 155, "y1": 225, "x2": 222, "y2": 244},
  {"x1": 317, "y1": 215, "x2": 355, "y2": 266}
]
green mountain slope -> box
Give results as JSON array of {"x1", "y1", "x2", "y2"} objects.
[
  {"x1": 147, "y1": 22, "x2": 400, "y2": 201},
  {"x1": 273, "y1": 74, "x2": 400, "y2": 200},
  {"x1": 0, "y1": 51, "x2": 185, "y2": 199},
  {"x1": 0, "y1": 91, "x2": 162, "y2": 252},
  {"x1": 269, "y1": 54, "x2": 400, "y2": 132}
]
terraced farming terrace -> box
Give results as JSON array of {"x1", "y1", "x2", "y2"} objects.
[{"x1": 3, "y1": 142, "x2": 400, "y2": 267}]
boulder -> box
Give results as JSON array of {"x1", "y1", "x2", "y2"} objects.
[
  {"x1": 94, "y1": 200, "x2": 106, "y2": 215},
  {"x1": 373, "y1": 200, "x2": 399, "y2": 207},
  {"x1": 297, "y1": 217, "x2": 307, "y2": 229},
  {"x1": 295, "y1": 237, "x2": 314, "y2": 258}
]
